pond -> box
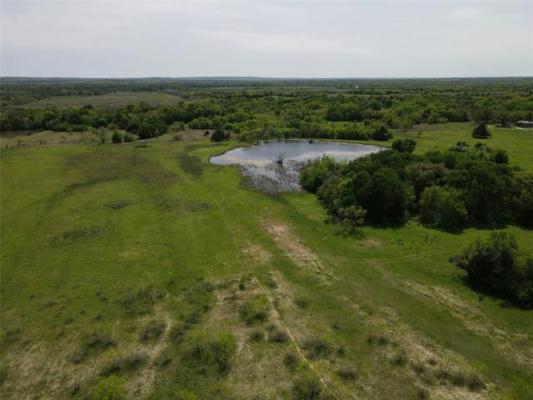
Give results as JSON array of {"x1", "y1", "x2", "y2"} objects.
[{"x1": 210, "y1": 140, "x2": 384, "y2": 193}]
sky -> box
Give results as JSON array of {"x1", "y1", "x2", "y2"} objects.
[{"x1": 1, "y1": 0, "x2": 532, "y2": 78}]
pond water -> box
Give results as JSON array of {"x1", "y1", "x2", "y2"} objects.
[{"x1": 210, "y1": 140, "x2": 383, "y2": 193}]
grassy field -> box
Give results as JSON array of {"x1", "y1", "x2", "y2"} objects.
[
  {"x1": 23, "y1": 92, "x2": 182, "y2": 108},
  {"x1": 1, "y1": 123, "x2": 532, "y2": 400}
]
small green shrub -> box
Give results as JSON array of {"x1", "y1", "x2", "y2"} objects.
[
  {"x1": 140, "y1": 320, "x2": 166, "y2": 341},
  {"x1": 153, "y1": 351, "x2": 172, "y2": 368},
  {"x1": 249, "y1": 329, "x2": 265, "y2": 342},
  {"x1": 416, "y1": 388, "x2": 430, "y2": 400},
  {"x1": 71, "y1": 332, "x2": 117, "y2": 364},
  {"x1": 269, "y1": 327, "x2": 289, "y2": 344},
  {"x1": 391, "y1": 352, "x2": 408, "y2": 367},
  {"x1": 336, "y1": 368, "x2": 357, "y2": 381},
  {"x1": 183, "y1": 331, "x2": 236, "y2": 375},
  {"x1": 100, "y1": 352, "x2": 147, "y2": 376},
  {"x1": 294, "y1": 297, "x2": 309, "y2": 309},
  {"x1": 240, "y1": 295, "x2": 269, "y2": 325},
  {"x1": 283, "y1": 351, "x2": 300, "y2": 371},
  {"x1": 292, "y1": 374, "x2": 323, "y2": 400},
  {"x1": 366, "y1": 334, "x2": 389, "y2": 346},
  {"x1": 168, "y1": 322, "x2": 189, "y2": 345},
  {"x1": 91, "y1": 376, "x2": 125, "y2": 400},
  {"x1": 303, "y1": 338, "x2": 333, "y2": 360}
]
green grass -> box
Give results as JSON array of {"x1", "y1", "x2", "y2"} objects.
[
  {"x1": 23, "y1": 91, "x2": 182, "y2": 108},
  {"x1": 1, "y1": 123, "x2": 532, "y2": 399},
  {"x1": 395, "y1": 122, "x2": 533, "y2": 170}
]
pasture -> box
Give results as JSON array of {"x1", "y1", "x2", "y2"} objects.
[{"x1": 1, "y1": 124, "x2": 532, "y2": 399}]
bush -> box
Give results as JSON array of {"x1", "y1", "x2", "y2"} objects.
[
  {"x1": 471, "y1": 123, "x2": 491, "y2": 138},
  {"x1": 91, "y1": 376, "x2": 125, "y2": 400},
  {"x1": 183, "y1": 331, "x2": 236, "y2": 375},
  {"x1": 458, "y1": 231, "x2": 533, "y2": 308},
  {"x1": 419, "y1": 186, "x2": 467, "y2": 231},
  {"x1": 303, "y1": 338, "x2": 333, "y2": 360},
  {"x1": 111, "y1": 131, "x2": 123, "y2": 143},
  {"x1": 100, "y1": 352, "x2": 147, "y2": 376},
  {"x1": 72, "y1": 332, "x2": 117, "y2": 364},
  {"x1": 392, "y1": 139, "x2": 417, "y2": 153},
  {"x1": 240, "y1": 296, "x2": 269, "y2": 325},
  {"x1": 268, "y1": 328, "x2": 289, "y2": 344},
  {"x1": 292, "y1": 375, "x2": 323, "y2": 400},
  {"x1": 372, "y1": 126, "x2": 393, "y2": 141},
  {"x1": 140, "y1": 320, "x2": 166, "y2": 341},
  {"x1": 210, "y1": 128, "x2": 229, "y2": 142},
  {"x1": 336, "y1": 368, "x2": 357, "y2": 381},
  {"x1": 283, "y1": 351, "x2": 301, "y2": 371},
  {"x1": 249, "y1": 329, "x2": 265, "y2": 342}
]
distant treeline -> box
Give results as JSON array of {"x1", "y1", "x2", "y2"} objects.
[{"x1": 1, "y1": 78, "x2": 532, "y2": 141}]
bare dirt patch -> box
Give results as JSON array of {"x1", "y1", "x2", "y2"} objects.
[{"x1": 241, "y1": 241, "x2": 273, "y2": 265}]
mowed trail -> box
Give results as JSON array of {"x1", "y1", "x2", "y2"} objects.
[{"x1": 260, "y1": 217, "x2": 337, "y2": 282}]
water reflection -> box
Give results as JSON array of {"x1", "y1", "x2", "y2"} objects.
[{"x1": 210, "y1": 140, "x2": 383, "y2": 193}]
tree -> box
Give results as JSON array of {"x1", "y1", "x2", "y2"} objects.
[
  {"x1": 419, "y1": 186, "x2": 467, "y2": 231},
  {"x1": 137, "y1": 122, "x2": 158, "y2": 139},
  {"x1": 111, "y1": 131, "x2": 123, "y2": 143},
  {"x1": 472, "y1": 123, "x2": 491, "y2": 139},
  {"x1": 392, "y1": 139, "x2": 417, "y2": 153},
  {"x1": 210, "y1": 128, "x2": 229, "y2": 142},
  {"x1": 372, "y1": 126, "x2": 392, "y2": 141},
  {"x1": 458, "y1": 231, "x2": 533, "y2": 308}
]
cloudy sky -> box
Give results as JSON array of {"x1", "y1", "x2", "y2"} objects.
[{"x1": 1, "y1": 0, "x2": 531, "y2": 78}]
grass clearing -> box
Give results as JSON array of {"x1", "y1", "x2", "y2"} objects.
[{"x1": 1, "y1": 123, "x2": 532, "y2": 399}]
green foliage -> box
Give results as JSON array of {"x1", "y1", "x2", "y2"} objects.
[
  {"x1": 458, "y1": 231, "x2": 533, "y2": 308},
  {"x1": 71, "y1": 332, "x2": 117, "y2": 364},
  {"x1": 372, "y1": 126, "x2": 393, "y2": 141},
  {"x1": 303, "y1": 143, "x2": 531, "y2": 230},
  {"x1": 91, "y1": 376, "x2": 125, "y2": 400},
  {"x1": 392, "y1": 139, "x2": 417, "y2": 153},
  {"x1": 111, "y1": 131, "x2": 123, "y2": 144},
  {"x1": 292, "y1": 374, "x2": 326, "y2": 400},
  {"x1": 300, "y1": 157, "x2": 338, "y2": 193},
  {"x1": 472, "y1": 123, "x2": 491, "y2": 139},
  {"x1": 419, "y1": 186, "x2": 467, "y2": 231},
  {"x1": 210, "y1": 128, "x2": 229, "y2": 142},
  {"x1": 183, "y1": 330, "x2": 237, "y2": 375},
  {"x1": 239, "y1": 295, "x2": 269, "y2": 325},
  {"x1": 140, "y1": 320, "x2": 166, "y2": 341}
]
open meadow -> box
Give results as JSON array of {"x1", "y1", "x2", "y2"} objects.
[{"x1": 1, "y1": 121, "x2": 532, "y2": 399}]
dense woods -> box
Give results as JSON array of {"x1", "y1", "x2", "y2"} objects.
[
  {"x1": 301, "y1": 142, "x2": 532, "y2": 230},
  {"x1": 1, "y1": 78, "x2": 532, "y2": 143}
]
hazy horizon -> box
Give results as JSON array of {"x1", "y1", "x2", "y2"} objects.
[{"x1": 1, "y1": 0, "x2": 532, "y2": 78}]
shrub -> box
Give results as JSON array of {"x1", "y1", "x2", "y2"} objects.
[
  {"x1": 111, "y1": 131, "x2": 123, "y2": 143},
  {"x1": 210, "y1": 128, "x2": 229, "y2": 142},
  {"x1": 419, "y1": 186, "x2": 467, "y2": 231},
  {"x1": 91, "y1": 376, "x2": 125, "y2": 400},
  {"x1": 391, "y1": 352, "x2": 408, "y2": 367},
  {"x1": 140, "y1": 320, "x2": 166, "y2": 341},
  {"x1": 72, "y1": 332, "x2": 117, "y2": 364},
  {"x1": 100, "y1": 352, "x2": 147, "y2": 376},
  {"x1": 283, "y1": 351, "x2": 300, "y2": 371},
  {"x1": 372, "y1": 126, "x2": 393, "y2": 141},
  {"x1": 240, "y1": 296, "x2": 269, "y2": 325},
  {"x1": 303, "y1": 338, "x2": 333, "y2": 360},
  {"x1": 183, "y1": 331, "x2": 236, "y2": 375},
  {"x1": 392, "y1": 139, "x2": 417, "y2": 153},
  {"x1": 292, "y1": 375, "x2": 323, "y2": 400},
  {"x1": 471, "y1": 123, "x2": 491, "y2": 138},
  {"x1": 168, "y1": 322, "x2": 189, "y2": 345},
  {"x1": 249, "y1": 329, "x2": 265, "y2": 342},
  {"x1": 336, "y1": 368, "x2": 357, "y2": 381},
  {"x1": 269, "y1": 328, "x2": 289, "y2": 344},
  {"x1": 458, "y1": 231, "x2": 533, "y2": 308},
  {"x1": 294, "y1": 297, "x2": 309, "y2": 309}
]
